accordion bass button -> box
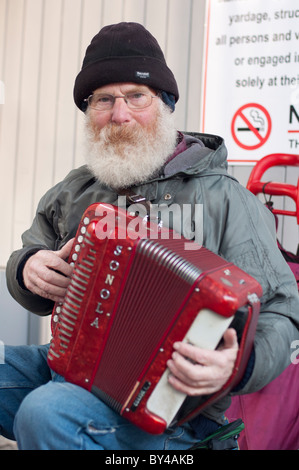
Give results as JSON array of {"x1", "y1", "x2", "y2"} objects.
[{"x1": 53, "y1": 314, "x2": 59, "y2": 323}]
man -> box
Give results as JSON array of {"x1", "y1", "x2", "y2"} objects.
[{"x1": 2, "y1": 22, "x2": 299, "y2": 450}]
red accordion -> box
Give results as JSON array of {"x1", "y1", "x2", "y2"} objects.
[{"x1": 47, "y1": 203, "x2": 262, "y2": 434}]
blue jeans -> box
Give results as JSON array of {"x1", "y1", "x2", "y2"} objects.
[{"x1": 0, "y1": 344, "x2": 200, "y2": 450}]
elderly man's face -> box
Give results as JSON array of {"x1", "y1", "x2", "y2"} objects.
[
  {"x1": 87, "y1": 83, "x2": 161, "y2": 131},
  {"x1": 83, "y1": 82, "x2": 177, "y2": 189}
]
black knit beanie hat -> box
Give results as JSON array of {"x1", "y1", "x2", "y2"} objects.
[{"x1": 73, "y1": 22, "x2": 179, "y2": 112}]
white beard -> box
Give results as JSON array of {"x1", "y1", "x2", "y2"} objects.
[{"x1": 83, "y1": 102, "x2": 177, "y2": 189}]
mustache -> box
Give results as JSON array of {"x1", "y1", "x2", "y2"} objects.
[
  {"x1": 101, "y1": 123, "x2": 143, "y2": 145},
  {"x1": 88, "y1": 119, "x2": 157, "y2": 148}
]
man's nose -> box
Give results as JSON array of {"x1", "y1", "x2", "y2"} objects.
[{"x1": 111, "y1": 97, "x2": 132, "y2": 124}]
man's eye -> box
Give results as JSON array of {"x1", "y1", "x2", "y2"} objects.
[
  {"x1": 97, "y1": 95, "x2": 112, "y2": 103},
  {"x1": 128, "y1": 93, "x2": 144, "y2": 100}
]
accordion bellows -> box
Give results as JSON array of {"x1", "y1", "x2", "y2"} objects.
[{"x1": 47, "y1": 203, "x2": 262, "y2": 434}]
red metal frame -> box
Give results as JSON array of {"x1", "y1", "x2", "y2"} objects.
[{"x1": 246, "y1": 154, "x2": 299, "y2": 224}]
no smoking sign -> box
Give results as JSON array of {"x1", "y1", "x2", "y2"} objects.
[{"x1": 231, "y1": 103, "x2": 272, "y2": 150}]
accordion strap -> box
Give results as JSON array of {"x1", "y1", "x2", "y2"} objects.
[{"x1": 118, "y1": 188, "x2": 152, "y2": 216}]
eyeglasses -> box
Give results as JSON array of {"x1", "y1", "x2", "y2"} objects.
[{"x1": 84, "y1": 91, "x2": 158, "y2": 111}]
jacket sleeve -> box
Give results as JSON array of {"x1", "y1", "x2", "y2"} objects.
[
  {"x1": 213, "y1": 180, "x2": 299, "y2": 394},
  {"x1": 6, "y1": 189, "x2": 63, "y2": 316}
]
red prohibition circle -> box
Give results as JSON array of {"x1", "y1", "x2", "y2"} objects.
[{"x1": 231, "y1": 103, "x2": 272, "y2": 150}]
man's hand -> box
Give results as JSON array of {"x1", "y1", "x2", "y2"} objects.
[
  {"x1": 23, "y1": 239, "x2": 75, "y2": 303},
  {"x1": 167, "y1": 328, "x2": 239, "y2": 396}
]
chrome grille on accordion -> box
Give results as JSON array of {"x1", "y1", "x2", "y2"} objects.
[{"x1": 47, "y1": 203, "x2": 262, "y2": 434}]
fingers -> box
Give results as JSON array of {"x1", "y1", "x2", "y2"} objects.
[
  {"x1": 167, "y1": 345, "x2": 208, "y2": 395},
  {"x1": 56, "y1": 238, "x2": 75, "y2": 261},
  {"x1": 167, "y1": 330, "x2": 239, "y2": 396},
  {"x1": 23, "y1": 240, "x2": 75, "y2": 303},
  {"x1": 219, "y1": 328, "x2": 239, "y2": 351}
]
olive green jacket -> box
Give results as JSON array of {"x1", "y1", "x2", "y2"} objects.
[{"x1": 6, "y1": 132, "x2": 299, "y2": 421}]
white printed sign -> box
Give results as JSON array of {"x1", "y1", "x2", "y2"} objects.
[{"x1": 201, "y1": 0, "x2": 299, "y2": 162}]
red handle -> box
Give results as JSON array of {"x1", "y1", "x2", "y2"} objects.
[{"x1": 246, "y1": 154, "x2": 299, "y2": 224}]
